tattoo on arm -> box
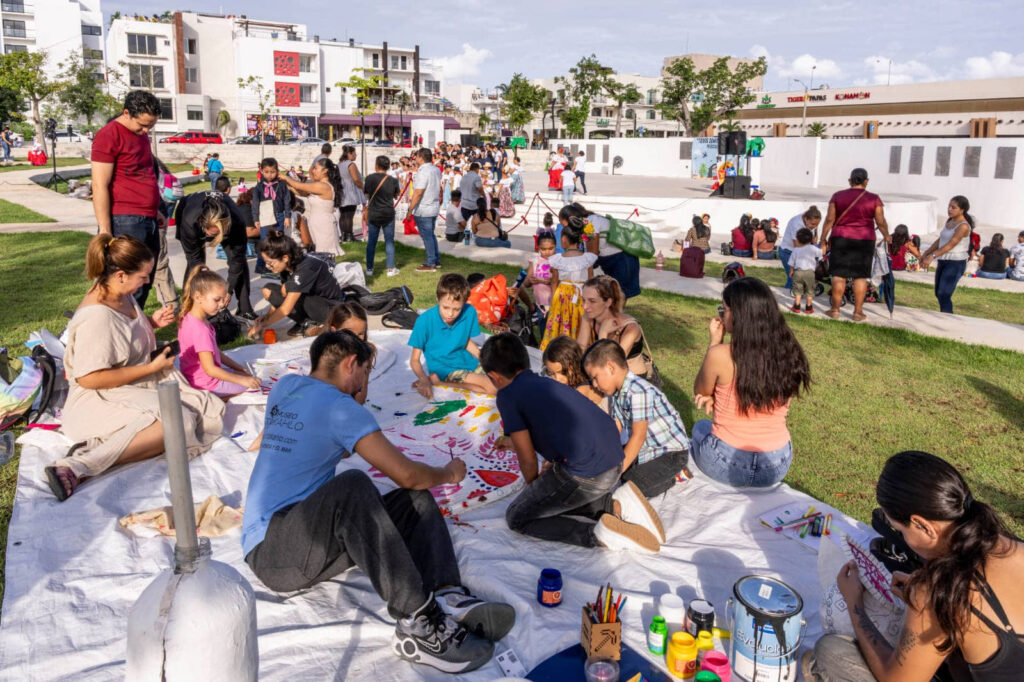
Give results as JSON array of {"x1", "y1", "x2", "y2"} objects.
[
  {"x1": 853, "y1": 605, "x2": 893, "y2": 657},
  {"x1": 894, "y1": 627, "x2": 917, "y2": 666}
]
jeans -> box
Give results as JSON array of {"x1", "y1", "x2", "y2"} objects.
[
  {"x1": 267, "y1": 284, "x2": 336, "y2": 324},
  {"x1": 474, "y1": 236, "x2": 511, "y2": 248},
  {"x1": 414, "y1": 214, "x2": 440, "y2": 266},
  {"x1": 209, "y1": 171, "x2": 221, "y2": 191},
  {"x1": 562, "y1": 185, "x2": 575, "y2": 206},
  {"x1": 975, "y1": 269, "x2": 1007, "y2": 280},
  {"x1": 366, "y1": 220, "x2": 396, "y2": 271},
  {"x1": 621, "y1": 449, "x2": 689, "y2": 498},
  {"x1": 153, "y1": 202, "x2": 180, "y2": 308},
  {"x1": 1009, "y1": 270, "x2": 1024, "y2": 282},
  {"x1": 505, "y1": 462, "x2": 620, "y2": 548},
  {"x1": 757, "y1": 250, "x2": 776, "y2": 260},
  {"x1": 246, "y1": 470, "x2": 460, "y2": 619},
  {"x1": 690, "y1": 419, "x2": 792, "y2": 488},
  {"x1": 805, "y1": 635, "x2": 878, "y2": 682},
  {"x1": 732, "y1": 249, "x2": 753, "y2": 258},
  {"x1": 576, "y1": 172, "x2": 587, "y2": 194},
  {"x1": 934, "y1": 259, "x2": 967, "y2": 313},
  {"x1": 1, "y1": 141, "x2": 10, "y2": 162},
  {"x1": 111, "y1": 214, "x2": 160, "y2": 307},
  {"x1": 779, "y1": 248, "x2": 793, "y2": 289},
  {"x1": 256, "y1": 212, "x2": 287, "y2": 271}
]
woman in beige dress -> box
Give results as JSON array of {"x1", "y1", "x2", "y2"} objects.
[
  {"x1": 280, "y1": 157, "x2": 344, "y2": 256},
  {"x1": 46, "y1": 234, "x2": 224, "y2": 500}
]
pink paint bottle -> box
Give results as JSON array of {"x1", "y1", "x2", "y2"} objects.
[{"x1": 700, "y1": 650, "x2": 730, "y2": 682}]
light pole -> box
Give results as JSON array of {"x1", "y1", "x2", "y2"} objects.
[
  {"x1": 549, "y1": 97, "x2": 556, "y2": 142},
  {"x1": 875, "y1": 58, "x2": 892, "y2": 86},
  {"x1": 794, "y1": 78, "x2": 810, "y2": 136},
  {"x1": 809, "y1": 64, "x2": 817, "y2": 91}
]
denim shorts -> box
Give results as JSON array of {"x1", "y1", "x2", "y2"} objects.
[{"x1": 690, "y1": 419, "x2": 792, "y2": 488}]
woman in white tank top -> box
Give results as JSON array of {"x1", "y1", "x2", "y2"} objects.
[
  {"x1": 280, "y1": 157, "x2": 343, "y2": 256},
  {"x1": 920, "y1": 195, "x2": 973, "y2": 314}
]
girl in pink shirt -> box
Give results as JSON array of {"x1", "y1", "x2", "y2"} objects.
[{"x1": 177, "y1": 266, "x2": 261, "y2": 398}]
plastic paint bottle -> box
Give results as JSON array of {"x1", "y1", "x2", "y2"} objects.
[
  {"x1": 648, "y1": 615, "x2": 668, "y2": 655},
  {"x1": 700, "y1": 650, "x2": 731, "y2": 682},
  {"x1": 659, "y1": 594, "x2": 685, "y2": 636},
  {"x1": 694, "y1": 672, "x2": 721, "y2": 682},
  {"x1": 695, "y1": 630, "x2": 714, "y2": 664},
  {"x1": 665, "y1": 632, "x2": 698, "y2": 679},
  {"x1": 536, "y1": 568, "x2": 562, "y2": 607}
]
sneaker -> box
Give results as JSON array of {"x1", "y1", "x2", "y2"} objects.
[
  {"x1": 303, "y1": 324, "x2": 325, "y2": 338},
  {"x1": 387, "y1": 268, "x2": 401, "y2": 277},
  {"x1": 435, "y1": 586, "x2": 516, "y2": 641},
  {"x1": 393, "y1": 597, "x2": 493, "y2": 673},
  {"x1": 612, "y1": 480, "x2": 666, "y2": 543},
  {"x1": 366, "y1": 269, "x2": 374, "y2": 277},
  {"x1": 286, "y1": 322, "x2": 305, "y2": 337},
  {"x1": 236, "y1": 310, "x2": 258, "y2": 321},
  {"x1": 803, "y1": 305, "x2": 814, "y2": 314},
  {"x1": 593, "y1": 514, "x2": 660, "y2": 554},
  {"x1": 416, "y1": 265, "x2": 437, "y2": 272},
  {"x1": 790, "y1": 304, "x2": 801, "y2": 313}
]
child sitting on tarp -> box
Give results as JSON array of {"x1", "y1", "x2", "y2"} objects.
[{"x1": 408, "y1": 273, "x2": 496, "y2": 397}]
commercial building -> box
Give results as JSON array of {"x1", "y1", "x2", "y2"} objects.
[
  {"x1": 105, "y1": 11, "x2": 468, "y2": 143},
  {"x1": 1, "y1": 0, "x2": 104, "y2": 81},
  {"x1": 733, "y1": 77, "x2": 1024, "y2": 138}
]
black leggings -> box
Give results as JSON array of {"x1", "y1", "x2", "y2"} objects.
[
  {"x1": 266, "y1": 285, "x2": 338, "y2": 324},
  {"x1": 339, "y1": 205, "x2": 357, "y2": 238}
]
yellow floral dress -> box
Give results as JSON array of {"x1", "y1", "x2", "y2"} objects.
[{"x1": 539, "y1": 251, "x2": 598, "y2": 350}]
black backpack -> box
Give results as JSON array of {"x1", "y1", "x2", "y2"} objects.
[
  {"x1": 381, "y1": 308, "x2": 420, "y2": 330},
  {"x1": 507, "y1": 301, "x2": 538, "y2": 347},
  {"x1": 210, "y1": 308, "x2": 243, "y2": 345},
  {"x1": 346, "y1": 285, "x2": 415, "y2": 316}
]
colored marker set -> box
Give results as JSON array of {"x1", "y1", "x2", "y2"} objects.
[
  {"x1": 581, "y1": 584, "x2": 625, "y2": 661},
  {"x1": 587, "y1": 583, "x2": 626, "y2": 624}
]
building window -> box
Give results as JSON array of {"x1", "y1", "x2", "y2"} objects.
[
  {"x1": 3, "y1": 44, "x2": 26, "y2": 53},
  {"x1": 3, "y1": 19, "x2": 26, "y2": 38},
  {"x1": 84, "y1": 48, "x2": 103, "y2": 60},
  {"x1": 391, "y1": 55, "x2": 399, "y2": 69},
  {"x1": 186, "y1": 38, "x2": 197, "y2": 55},
  {"x1": 994, "y1": 146, "x2": 1016, "y2": 180},
  {"x1": 300, "y1": 84, "x2": 315, "y2": 103},
  {"x1": 401, "y1": 55, "x2": 407, "y2": 70},
  {"x1": 1, "y1": 2, "x2": 26, "y2": 12},
  {"x1": 646, "y1": 89, "x2": 657, "y2": 105},
  {"x1": 646, "y1": 109, "x2": 656, "y2": 120},
  {"x1": 423, "y1": 79, "x2": 440, "y2": 95},
  {"x1": 158, "y1": 97, "x2": 173, "y2": 121},
  {"x1": 908, "y1": 146, "x2": 924, "y2": 175},
  {"x1": 372, "y1": 53, "x2": 379, "y2": 68},
  {"x1": 127, "y1": 33, "x2": 158, "y2": 56},
  {"x1": 299, "y1": 55, "x2": 314, "y2": 73},
  {"x1": 935, "y1": 146, "x2": 951, "y2": 176},
  {"x1": 591, "y1": 107, "x2": 601, "y2": 116},
  {"x1": 186, "y1": 106, "x2": 203, "y2": 121},
  {"x1": 128, "y1": 64, "x2": 164, "y2": 89},
  {"x1": 625, "y1": 109, "x2": 635, "y2": 119},
  {"x1": 888, "y1": 145, "x2": 902, "y2": 174},
  {"x1": 185, "y1": 68, "x2": 197, "y2": 84},
  {"x1": 81, "y1": 24, "x2": 102, "y2": 36}
]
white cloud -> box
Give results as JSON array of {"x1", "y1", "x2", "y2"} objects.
[
  {"x1": 863, "y1": 56, "x2": 938, "y2": 85},
  {"x1": 433, "y1": 43, "x2": 492, "y2": 82},
  {"x1": 749, "y1": 46, "x2": 841, "y2": 87},
  {"x1": 962, "y1": 51, "x2": 1024, "y2": 79}
]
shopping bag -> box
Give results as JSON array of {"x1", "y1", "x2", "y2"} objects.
[{"x1": 606, "y1": 214, "x2": 655, "y2": 258}]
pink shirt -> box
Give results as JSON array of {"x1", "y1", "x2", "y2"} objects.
[
  {"x1": 711, "y1": 380, "x2": 791, "y2": 451},
  {"x1": 177, "y1": 313, "x2": 222, "y2": 392},
  {"x1": 830, "y1": 188, "x2": 883, "y2": 241},
  {"x1": 530, "y1": 255, "x2": 553, "y2": 307}
]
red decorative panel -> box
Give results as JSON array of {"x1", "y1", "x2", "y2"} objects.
[
  {"x1": 273, "y1": 51, "x2": 299, "y2": 76},
  {"x1": 275, "y1": 82, "x2": 300, "y2": 107}
]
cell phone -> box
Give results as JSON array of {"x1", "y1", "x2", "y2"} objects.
[{"x1": 150, "y1": 340, "x2": 180, "y2": 361}]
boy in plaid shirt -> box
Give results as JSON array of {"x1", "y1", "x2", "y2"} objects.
[{"x1": 584, "y1": 340, "x2": 690, "y2": 501}]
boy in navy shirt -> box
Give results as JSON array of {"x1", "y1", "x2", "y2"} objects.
[
  {"x1": 481, "y1": 333, "x2": 665, "y2": 553},
  {"x1": 409, "y1": 273, "x2": 496, "y2": 396}
]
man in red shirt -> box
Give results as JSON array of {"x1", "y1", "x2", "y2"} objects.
[{"x1": 91, "y1": 90, "x2": 164, "y2": 306}]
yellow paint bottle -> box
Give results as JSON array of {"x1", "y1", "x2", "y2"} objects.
[{"x1": 666, "y1": 632, "x2": 698, "y2": 679}]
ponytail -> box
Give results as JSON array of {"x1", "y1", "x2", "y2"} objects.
[
  {"x1": 259, "y1": 229, "x2": 304, "y2": 269},
  {"x1": 198, "y1": 195, "x2": 229, "y2": 247},
  {"x1": 316, "y1": 157, "x2": 344, "y2": 209},
  {"x1": 178, "y1": 265, "x2": 227, "y2": 321},
  {"x1": 876, "y1": 451, "x2": 1013, "y2": 653},
  {"x1": 951, "y1": 195, "x2": 975, "y2": 231},
  {"x1": 85, "y1": 233, "x2": 154, "y2": 294}
]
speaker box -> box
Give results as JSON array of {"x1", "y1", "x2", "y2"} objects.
[
  {"x1": 460, "y1": 134, "x2": 481, "y2": 148},
  {"x1": 721, "y1": 175, "x2": 751, "y2": 199},
  {"x1": 718, "y1": 131, "x2": 748, "y2": 155}
]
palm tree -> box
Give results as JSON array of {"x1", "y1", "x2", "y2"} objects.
[
  {"x1": 477, "y1": 112, "x2": 491, "y2": 135},
  {"x1": 216, "y1": 110, "x2": 231, "y2": 137},
  {"x1": 806, "y1": 122, "x2": 828, "y2": 138},
  {"x1": 719, "y1": 118, "x2": 741, "y2": 132}
]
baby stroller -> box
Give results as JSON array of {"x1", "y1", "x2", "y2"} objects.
[{"x1": 814, "y1": 254, "x2": 880, "y2": 306}]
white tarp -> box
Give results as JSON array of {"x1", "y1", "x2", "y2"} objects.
[{"x1": 0, "y1": 331, "x2": 871, "y2": 681}]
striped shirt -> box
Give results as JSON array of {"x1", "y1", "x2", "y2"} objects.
[{"x1": 611, "y1": 372, "x2": 689, "y2": 464}]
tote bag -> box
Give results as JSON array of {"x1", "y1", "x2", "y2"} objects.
[{"x1": 605, "y1": 214, "x2": 655, "y2": 259}]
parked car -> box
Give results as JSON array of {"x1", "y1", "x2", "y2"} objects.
[
  {"x1": 161, "y1": 131, "x2": 224, "y2": 144},
  {"x1": 239, "y1": 134, "x2": 278, "y2": 145},
  {"x1": 226, "y1": 136, "x2": 251, "y2": 144},
  {"x1": 284, "y1": 136, "x2": 328, "y2": 146},
  {"x1": 54, "y1": 130, "x2": 88, "y2": 143},
  {"x1": 368, "y1": 139, "x2": 395, "y2": 147},
  {"x1": 334, "y1": 137, "x2": 357, "y2": 145}
]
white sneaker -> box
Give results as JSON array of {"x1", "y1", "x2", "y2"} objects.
[
  {"x1": 613, "y1": 480, "x2": 666, "y2": 543},
  {"x1": 366, "y1": 269, "x2": 374, "y2": 277},
  {"x1": 387, "y1": 268, "x2": 400, "y2": 277},
  {"x1": 593, "y1": 514, "x2": 660, "y2": 554}
]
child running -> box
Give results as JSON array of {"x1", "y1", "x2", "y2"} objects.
[
  {"x1": 409, "y1": 273, "x2": 496, "y2": 397},
  {"x1": 178, "y1": 266, "x2": 261, "y2": 398},
  {"x1": 788, "y1": 227, "x2": 822, "y2": 314},
  {"x1": 540, "y1": 217, "x2": 597, "y2": 350}
]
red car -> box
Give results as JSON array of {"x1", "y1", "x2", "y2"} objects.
[{"x1": 161, "y1": 131, "x2": 223, "y2": 144}]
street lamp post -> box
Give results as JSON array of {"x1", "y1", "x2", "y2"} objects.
[
  {"x1": 549, "y1": 97, "x2": 556, "y2": 142},
  {"x1": 875, "y1": 58, "x2": 892, "y2": 86},
  {"x1": 810, "y1": 64, "x2": 817, "y2": 91},
  {"x1": 399, "y1": 100, "x2": 405, "y2": 147},
  {"x1": 794, "y1": 78, "x2": 810, "y2": 136}
]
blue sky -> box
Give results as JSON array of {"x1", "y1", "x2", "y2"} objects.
[{"x1": 104, "y1": 0, "x2": 1024, "y2": 91}]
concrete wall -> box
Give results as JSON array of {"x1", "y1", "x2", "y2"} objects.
[
  {"x1": 759, "y1": 136, "x2": 821, "y2": 187},
  {"x1": 550, "y1": 137, "x2": 692, "y2": 177}
]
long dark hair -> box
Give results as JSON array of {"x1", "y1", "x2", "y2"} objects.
[
  {"x1": 876, "y1": 451, "x2": 1013, "y2": 654},
  {"x1": 258, "y1": 229, "x2": 304, "y2": 269},
  {"x1": 558, "y1": 202, "x2": 589, "y2": 223},
  {"x1": 950, "y1": 195, "x2": 975, "y2": 231},
  {"x1": 562, "y1": 216, "x2": 585, "y2": 246},
  {"x1": 889, "y1": 224, "x2": 910, "y2": 256},
  {"x1": 988, "y1": 233, "x2": 1004, "y2": 250},
  {"x1": 723, "y1": 277, "x2": 810, "y2": 413},
  {"x1": 692, "y1": 215, "x2": 710, "y2": 240},
  {"x1": 476, "y1": 198, "x2": 496, "y2": 223},
  {"x1": 315, "y1": 157, "x2": 344, "y2": 209},
  {"x1": 738, "y1": 214, "x2": 754, "y2": 244}
]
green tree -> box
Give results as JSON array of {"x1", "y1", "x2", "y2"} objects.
[
  {"x1": 499, "y1": 73, "x2": 548, "y2": 138},
  {"x1": 0, "y1": 51, "x2": 61, "y2": 143},
  {"x1": 806, "y1": 121, "x2": 827, "y2": 138},
  {"x1": 57, "y1": 51, "x2": 106, "y2": 128},
  {"x1": 657, "y1": 56, "x2": 767, "y2": 136},
  {"x1": 335, "y1": 69, "x2": 385, "y2": 173},
  {"x1": 719, "y1": 118, "x2": 741, "y2": 132},
  {"x1": 477, "y1": 112, "x2": 491, "y2": 134},
  {"x1": 606, "y1": 80, "x2": 642, "y2": 138},
  {"x1": 554, "y1": 55, "x2": 614, "y2": 138},
  {"x1": 216, "y1": 109, "x2": 231, "y2": 135},
  {"x1": 237, "y1": 75, "x2": 275, "y2": 157},
  {"x1": 0, "y1": 86, "x2": 25, "y2": 127}
]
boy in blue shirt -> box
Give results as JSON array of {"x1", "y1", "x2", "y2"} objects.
[
  {"x1": 243, "y1": 331, "x2": 513, "y2": 673},
  {"x1": 409, "y1": 273, "x2": 496, "y2": 397},
  {"x1": 481, "y1": 333, "x2": 665, "y2": 553}
]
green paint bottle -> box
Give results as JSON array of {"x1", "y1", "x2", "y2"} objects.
[{"x1": 648, "y1": 615, "x2": 668, "y2": 655}]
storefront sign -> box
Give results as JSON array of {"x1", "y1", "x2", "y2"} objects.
[
  {"x1": 596, "y1": 118, "x2": 611, "y2": 127},
  {"x1": 835, "y1": 92, "x2": 871, "y2": 100},
  {"x1": 787, "y1": 94, "x2": 827, "y2": 103},
  {"x1": 756, "y1": 94, "x2": 776, "y2": 109}
]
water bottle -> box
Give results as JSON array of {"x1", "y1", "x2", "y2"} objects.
[
  {"x1": 513, "y1": 268, "x2": 528, "y2": 289},
  {"x1": 655, "y1": 251, "x2": 665, "y2": 271},
  {"x1": 463, "y1": 230, "x2": 471, "y2": 245}
]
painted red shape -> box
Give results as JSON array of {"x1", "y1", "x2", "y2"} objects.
[
  {"x1": 275, "y1": 82, "x2": 299, "y2": 107},
  {"x1": 475, "y1": 469, "x2": 519, "y2": 487},
  {"x1": 273, "y1": 51, "x2": 299, "y2": 76}
]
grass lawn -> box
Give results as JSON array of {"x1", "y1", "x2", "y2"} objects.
[
  {"x1": 641, "y1": 256, "x2": 1024, "y2": 326},
  {"x1": 1, "y1": 233, "x2": 1022, "y2": 609},
  {"x1": 0, "y1": 198, "x2": 55, "y2": 224},
  {"x1": 34, "y1": 163, "x2": 197, "y2": 196},
  {"x1": 0, "y1": 157, "x2": 90, "y2": 173}
]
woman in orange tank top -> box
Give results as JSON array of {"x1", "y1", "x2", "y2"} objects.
[{"x1": 691, "y1": 277, "x2": 811, "y2": 487}]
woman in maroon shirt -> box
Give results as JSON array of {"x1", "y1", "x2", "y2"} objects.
[
  {"x1": 730, "y1": 214, "x2": 754, "y2": 257},
  {"x1": 818, "y1": 168, "x2": 891, "y2": 321}
]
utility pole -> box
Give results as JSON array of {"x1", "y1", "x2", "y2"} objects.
[{"x1": 794, "y1": 78, "x2": 809, "y2": 136}]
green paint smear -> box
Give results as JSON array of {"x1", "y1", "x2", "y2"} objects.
[{"x1": 413, "y1": 399, "x2": 468, "y2": 426}]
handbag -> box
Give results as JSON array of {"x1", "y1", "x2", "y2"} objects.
[
  {"x1": 628, "y1": 332, "x2": 663, "y2": 389},
  {"x1": 403, "y1": 214, "x2": 419, "y2": 235},
  {"x1": 605, "y1": 214, "x2": 656, "y2": 259},
  {"x1": 468, "y1": 275, "x2": 511, "y2": 325},
  {"x1": 362, "y1": 174, "x2": 387, "y2": 231}
]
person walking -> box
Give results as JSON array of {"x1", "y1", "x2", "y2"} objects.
[
  {"x1": 573, "y1": 151, "x2": 588, "y2": 194},
  {"x1": 90, "y1": 90, "x2": 164, "y2": 307},
  {"x1": 920, "y1": 196, "x2": 974, "y2": 313},
  {"x1": 818, "y1": 168, "x2": 891, "y2": 321},
  {"x1": 0, "y1": 127, "x2": 13, "y2": 165},
  {"x1": 409, "y1": 148, "x2": 442, "y2": 271},
  {"x1": 337, "y1": 145, "x2": 364, "y2": 242},
  {"x1": 207, "y1": 153, "x2": 224, "y2": 191}
]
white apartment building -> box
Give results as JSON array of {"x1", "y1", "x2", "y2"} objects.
[
  {"x1": 106, "y1": 12, "x2": 453, "y2": 142},
  {"x1": 0, "y1": 0, "x2": 104, "y2": 81}
]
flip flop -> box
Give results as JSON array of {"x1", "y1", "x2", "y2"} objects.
[
  {"x1": 852, "y1": 313, "x2": 868, "y2": 322},
  {"x1": 825, "y1": 310, "x2": 841, "y2": 320},
  {"x1": 44, "y1": 466, "x2": 76, "y2": 502}
]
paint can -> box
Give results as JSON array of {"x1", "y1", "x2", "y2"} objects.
[
  {"x1": 685, "y1": 599, "x2": 715, "y2": 637},
  {"x1": 536, "y1": 568, "x2": 562, "y2": 607},
  {"x1": 727, "y1": 576, "x2": 806, "y2": 682}
]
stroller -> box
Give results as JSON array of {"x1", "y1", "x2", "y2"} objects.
[{"x1": 814, "y1": 254, "x2": 880, "y2": 306}]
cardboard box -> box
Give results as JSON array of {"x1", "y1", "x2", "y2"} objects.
[{"x1": 580, "y1": 606, "x2": 621, "y2": 661}]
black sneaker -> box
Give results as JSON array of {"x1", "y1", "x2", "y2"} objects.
[
  {"x1": 435, "y1": 586, "x2": 516, "y2": 641},
  {"x1": 393, "y1": 597, "x2": 493, "y2": 673},
  {"x1": 236, "y1": 310, "x2": 258, "y2": 321},
  {"x1": 286, "y1": 322, "x2": 305, "y2": 337}
]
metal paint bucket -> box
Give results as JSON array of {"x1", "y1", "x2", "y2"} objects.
[{"x1": 727, "y1": 576, "x2": 805, "y2": 682}]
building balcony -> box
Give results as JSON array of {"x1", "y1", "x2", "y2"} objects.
[
  {"x1": 2, "y1": 26, "x2": 33, "y2": 39},
  {"x1": 84, "y1": 49, "x2": 103, "y2": 61},
  {"x1": 0, "y1": 2, "x2": 33, "y2": 14}
]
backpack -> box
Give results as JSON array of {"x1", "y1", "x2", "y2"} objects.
[
  {"x1": 468, "y1": 275, "x2": 511, "y2": 326},
  {"x1": 158, "y1": 169, "x2": 185, "y2": 203},
  {"x1": 506, "y1": 301, "x2": 538, "y2": 347},
  {"x1": 344, "y1": 285, "x2": 415, "y2": 316},
  {"x1": 1, "y1": 346, "x2": 57, "y2": 430},
  {"x1": 381, "y1": 308, "x2": 420, "y2": 330},
  {"x1": 209, "y1": 308, "x2": 242, "y2": 345},
  {"x1": 722, "y1": 262, "x2": 746, "y2": 283},
  {"x1": 679, "y1": 246, "x2": 705, "y2": 279}
]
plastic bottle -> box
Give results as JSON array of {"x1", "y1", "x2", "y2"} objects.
[
  {"x1": 464, "y1": 230, "x2": 471, "y2": 245},
  {"x1": 665, "y1": 632, "x2": 698, "y2": 679},
  {"x1": 695, "y1": 630, "x2": 714, "y2": 664},
  {"x1": 655, "y1": 251, "x2": 665, "y2": 271},
  {"x1": 658, "y1": 594, "x2": 685, "y2": 636},
  {"x1": 513, "y1": 268, "x2": 528, "y2": 289},
  {"x1": 648, "y1": 615, "x2": 668, "y2": 655},
  {"x1": 700, "y1": 650, "x2": 731, "y2": 682}
]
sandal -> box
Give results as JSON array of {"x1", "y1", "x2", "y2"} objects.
[
  {"x1": 852, "y1": 313, "x2": 868, "y2": 322},
  {"x1": 825, "y1": 309, "x2": 841, "y2": 319},
  {"x1": 45, "y1": 466, "x2": 79, "y2": 501}
]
